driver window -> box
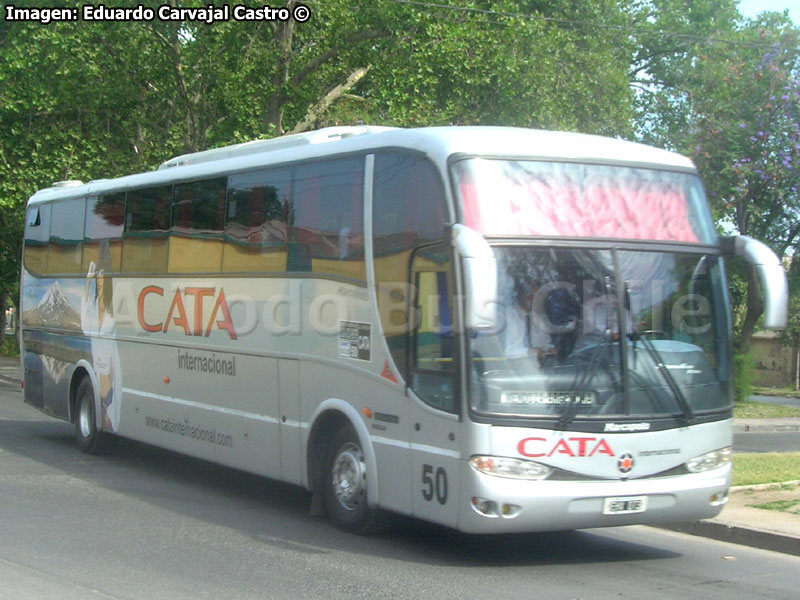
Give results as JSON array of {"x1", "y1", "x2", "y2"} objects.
[{"x1": 411, "y1": 245, "x2": 456, "y2": 413}]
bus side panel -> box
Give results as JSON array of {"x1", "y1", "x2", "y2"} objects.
[
  {"x1": 19, "y1": 271, "x2": 91, "y2": 420},
  {"x1": 300, "y1": 354, "x2": 412, "y2": 514},
  {"x1": 278, "y1": 359, "x2": 303, "y2": 486},
  {"x1": 408, "y1": 397, "x2": 461, "y2": 528},
  {"x1": 41, "y1": 331, "x2": 86, "y2": 420},
  {"x1": 342, "y1": 376, "x2": 412, "y2": 515},
  {"x1": 21, "y1": 329, "x2": 44, "y2": 410},
  {"x1": 117, "y1": 342, "x2": 283, "y2": 480}
]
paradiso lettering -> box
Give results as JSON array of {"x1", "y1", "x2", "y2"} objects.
[
  {"x1": 138, "y1": 286, "x2": 237, "y2": 339},
  {"x1": 517, "y1": 437, "x2": 616, "y2": 458}
]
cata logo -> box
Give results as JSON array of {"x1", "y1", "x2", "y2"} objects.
[{"x1": 138, "y1": 286, "x2": 237, "y2": 340}]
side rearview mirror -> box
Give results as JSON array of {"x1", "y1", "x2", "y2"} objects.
[
  {"x1": 721, "y1": 236, "x2": 788, "y2": 329},
  {"x1": 452, "y1": 224, "x2": 497, "y2": 330}
]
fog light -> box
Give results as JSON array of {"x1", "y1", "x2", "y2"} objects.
[
  {"x1": 710, "y1": 490, "x2": 729, "y2": 506},
  {"x1": 501, "y1": 503, "x2": 522, "y2": 518},
  {"x1": 471, "y1": 497, "x2": 499, "y2": 517}
]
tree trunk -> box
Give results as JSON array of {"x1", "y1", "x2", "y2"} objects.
[
  {"x1": 738, "y1": 265, "x2": 764, "y2": 351},
  {"x1": 264, "y1": 13, "x2": 296, "y2": 135},
  {"x1": 0, "y1": 292, "x2": 7, "y2": 347}
]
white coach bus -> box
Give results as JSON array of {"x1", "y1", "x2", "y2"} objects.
[{"x1": 20, "y1": 126, "x2": 787, "y2": 534}]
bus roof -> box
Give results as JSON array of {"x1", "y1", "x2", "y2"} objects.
[{"x1": 27, "y1": 126, "x2": 696, "y2": 205}]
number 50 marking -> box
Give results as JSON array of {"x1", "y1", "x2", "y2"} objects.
[{"x1": 422, "y1": 464, "x2": 448, "y2": 505}]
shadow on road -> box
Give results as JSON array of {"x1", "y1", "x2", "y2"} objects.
[{"x1": 0, "y1": 406, "x2": 679, "y2": 568}]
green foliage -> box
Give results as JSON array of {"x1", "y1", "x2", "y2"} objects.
[
  {"x1": 1, "y1": 0, "x2": 799, "y2": 354},
  {"x1": 734, "y1": 352, "x2": 755, "y2": 402},
  {"x1": 633, "y1": 2, "x2": 800, "y2": 349},
  {"x1": 734, "y1": 399, "x2": 800, "y2": 418},
  {"x1": 733, "y1": 453, "x2": 800, "y2": 486},
  {"x1": 0, "y1": 336, "x2": 19, "y2": 358},
  {"x1": 0, "y1": 0, "x2": 638, "y2": 299},
  {"x1": 781, "y1": 256, "x2": 800, "y2": 346},
  {"x1": 748, "y1": 497, "x2": 800, "y2": 513}
]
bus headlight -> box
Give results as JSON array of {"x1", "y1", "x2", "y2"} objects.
[
  {"x1": 686, "y1": 447, "x2": 732, "y2": 473},
  {"x1": 470, "y1": 456, "x2": 552, "y2": 480}
]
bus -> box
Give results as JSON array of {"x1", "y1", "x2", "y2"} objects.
[{"x1": 20, "y1": 126, "x2": 787, "y2": 534}]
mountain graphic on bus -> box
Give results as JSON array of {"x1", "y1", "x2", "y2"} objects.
[{"x1": 23, "y1": 280, "x2": 81, "y2": 330}]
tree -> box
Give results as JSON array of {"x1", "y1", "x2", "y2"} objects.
[
  {"x1": 688, "y1": 21, "x2": 800, "y2": 348},
  {"x1": 0, "y1": 1, "x2": 638, "y2": 314},
  {"x1": 629, "y1": 1, "x2": 800, "y2": 349}
]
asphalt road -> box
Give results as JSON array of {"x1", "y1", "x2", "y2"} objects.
[
  {"x1": 734, "y1": 431, "x2": 800, "y2": 453},
  {"x1": 751, "y1": 394, "x2": 800, "y2": 409},
  {"x1": 1, "y1": 379, "x2": 799, "y2": 600}
]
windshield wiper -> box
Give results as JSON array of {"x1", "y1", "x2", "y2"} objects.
[
  {"x1": 556, "y1": 341, "x2": 610, "y2": 430},
  {"x1": 557, "y1": 275, "x2": 619, "y2": 430},
  {"x1": 622, "y1": 281, "x2": 695, "y2": 424},
  {"x1": 630, "y1": 328, "x2": 696, "y2": 425}
]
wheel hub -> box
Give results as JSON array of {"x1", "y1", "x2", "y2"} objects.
[
  {"x1": 331, "y1": 443, "x2": 366, "y2": 511},
  {"x1": 78, "y1": 395, "x2": 92, "y2": 438}
]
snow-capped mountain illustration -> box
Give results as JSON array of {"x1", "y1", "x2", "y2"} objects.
[{"x1": 23, "y1": 281, "x2": 81, "y2": 330}]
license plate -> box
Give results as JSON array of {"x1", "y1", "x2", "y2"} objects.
[{"x1": 602, "y1": 495, "x2": 648, "y2": 515}]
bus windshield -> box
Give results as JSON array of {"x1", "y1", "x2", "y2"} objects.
[
  {"x1": 467, "y1": 246, "x2": 731, "y2": 422},
  {"x1": 454, "y1": 158, "x2": 717, "y2": 243}
]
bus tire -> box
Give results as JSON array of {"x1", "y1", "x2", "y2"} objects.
[
  {"x1": 74, "y1": 377, "x2": 115, "y2": 455},
  {"x1": 323, "y1": 425, "x2": 388, "y2": 534}
]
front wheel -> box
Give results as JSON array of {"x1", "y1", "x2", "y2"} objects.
[
  {"x1": 323, "y1": 425, "x2": 388, "y2": 534},
  {"x1": 74, "y1": 377, "x2": 115, "y2": 455}
]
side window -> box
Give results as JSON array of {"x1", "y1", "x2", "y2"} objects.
[
  {"x1": 372, "y1": 152, "x2": 449, "y2": 376},
  {"x1": 24, "y1": 204, "x2": 51, "y2": 275},
  {"x1": 223, "y1": 167, "x2": 292, "y2": 273},
  {"x1": 122, "y1": 186, "x2": 171, "y2": 273},
  {"x1": 292, "y1": 157, "x2": 365, "y2": 280},
  {"x1": 84, "y1": 194, "x2": 124, "y2": 274},
  {"x1": 170, "y1": 178, "x2": 227, "y2": 273},
  {"x1": 48, "y1": 197, "x2": 86, "y2": 274},
  {"x1": 410, "y1": 245, "x2": 456, "y2": 413}
]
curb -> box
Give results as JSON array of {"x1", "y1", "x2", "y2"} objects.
[
  {"x1": 731, "y1": 480, "x2": 800, "y2": 492},
  {"x1": 734, "y1": 422, "x2": 800, "y2": 433},
  {"x1": 657, "y1": 520, "x2": 800, "y2": 557}
]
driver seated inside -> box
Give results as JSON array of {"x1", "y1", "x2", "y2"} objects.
[{"x1": 503, "y1": 283, "x2": 557, "y2": 361}]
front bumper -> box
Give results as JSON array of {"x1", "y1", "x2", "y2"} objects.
[{"x1": 456, "y1": 460, "x2": 731, "y2": 534}]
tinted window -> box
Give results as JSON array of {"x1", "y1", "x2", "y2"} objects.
[
  {"x1": 24, "y1": 204, "x2": 51, "y2": 275},
  {"x1": 169, "y1": 178, "x2": 227, "y2": 273},
  {"x1": 122, "y1": 186, "x2": 171, "y2": 273},
  {"x1": 411, "y1": 245, "x2": 456, "y2": 413},
  {"x1": 373, "y1": 153, "x2": 448, "y2": 255},
  {"x1": 291, "y1": 158, "x2": 365, "y2": 280},
  {"x1": 84, "y1": 194, "x2": 124, "y2": 273},
  {"x1": 126, "y1": 187, "x2": 170, "y2": 232},
  {"x1": 223, "y1": 167, "x2": 292, "y2": 273},
  {"x1": 172, "y1": 178, "x2": 227, "y2": 234},
  {"x1": 49, "y1": 197, "x2": 85, "y2": 274},
  {"x1": 372, "y1": 152, "x2": 449, "y2": 375}
]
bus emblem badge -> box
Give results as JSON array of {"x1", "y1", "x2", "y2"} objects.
[{"x1": 617, "y1": 453, "x2": 635, "y2": 474}]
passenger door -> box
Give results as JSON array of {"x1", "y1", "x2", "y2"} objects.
[{"x1": 408, "y1": 245, "x2": 461, "y2": 527}]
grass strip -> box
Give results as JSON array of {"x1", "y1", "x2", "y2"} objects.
[
  {"x1": 733, "y1": 452, "x2": 800, "y2": 486},
  {"x1": 734, "y1": 401, "x2": 800, "y2": 419}
]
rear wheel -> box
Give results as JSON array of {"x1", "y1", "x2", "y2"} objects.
[
  {"x1": 323, "y1": 425, "x2": 387, "y2": 534},
  {"x1": 74, "y1": 377, "x2": 115, "y2": 455}
]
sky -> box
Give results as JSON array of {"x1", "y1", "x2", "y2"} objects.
[{"x1": 737, "y1": 0, "x2": 799, "y2": 23}]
